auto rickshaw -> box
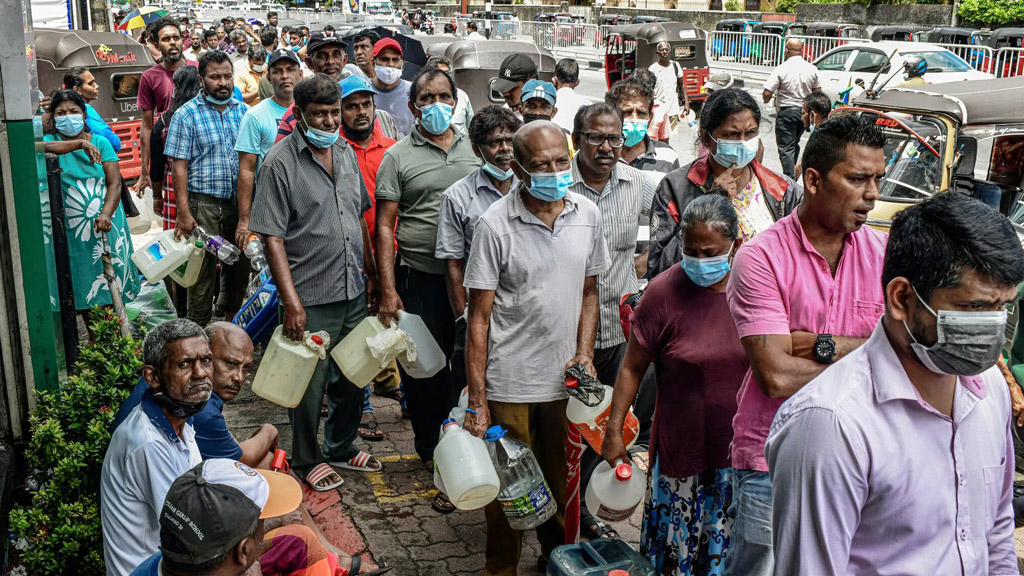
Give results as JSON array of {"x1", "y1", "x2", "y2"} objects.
[
  {"x1": 712, "y1": 19, "x2": 758, "y2": 62},
  {"x1": 427, "y1": 40, "x2": 555, "y2": 112},
  {"x1": 35, "y1": 28, "x2": 156, "y2": 182},
  {"x1": 535, "y1": 13, "x2": 557, "y2": 23},
  {"x1": 632, "y1": 16, "x2": 670, "y2": 24},
  {"x1": 869, "y1": 25, "x2": 929, "y2": 42},
  {"x1": 604, "y1": 22, "x2": 709, "y2": 107},
  {"x1": 599, "y1": 14, "x2": 632, "y2": 27},
  {"x1": 748, "y1": 21, "x2": 803, "y2": 65},
  {"x1": 803, "y1": 22, "x2": 865, "y2": 60},
  {"x1": 988, "y1": 28, "x2": 1024, "y2": 78},
  {"x1": 751, "y1": 21, "x2": 805, "y2": 37}
]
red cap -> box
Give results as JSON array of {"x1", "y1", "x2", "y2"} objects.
[
  {"x1": 614, "y1": 463, "x2": 632, "y2": 482},
  {"x1": 310, "y1": 335, "x2": 324, "y2": 345},
  {"x1": 372, "y1": 37, "x2": 403, "y2": 58},
  {"x1": 609, "y1": 571, "x2": 631, "y2": 576}
]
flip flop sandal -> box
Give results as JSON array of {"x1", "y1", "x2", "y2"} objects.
[
  {"x1": 347, "y1": 556, "x2": 393, "y2": 576},
  {"x1": 358, "y1": 419, "x2": 384, "y2": 442},
  {"x1": 331, "y1": 451, "x2": 383, "y2": 472},
  {"x1": 629, "y1": 450, "x2": 650, "y2": 473},
  {"x1": 582, "y1": 520, "x2": 619, "y2": 540},
  {"x1": 306, "y1": 463, "x2": 344, "y2": 492},
  {"x1": 431, "y1": 493, "x2": 456, "y2": 514}
]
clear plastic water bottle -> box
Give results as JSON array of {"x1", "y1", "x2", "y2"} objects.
[
  {"x1": 244, "y1": 234, "x2": 267, "y2": 271},
  {"x1": 485, "y1": 426, "x2": 556, "y2": 530},
  {"x1": 192, "y1": 226, "x2": 241, "y2": 265}
]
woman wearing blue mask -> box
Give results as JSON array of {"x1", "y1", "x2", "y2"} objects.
[
  {"x1": 602, "y1": 192, "x2": 748, "y2": 576},
  {"x1": 42, "y1": 90, "x2": 140, "y2": 341},
  {"x1": 647, "y1": 88, "x2": 802, "y2": 280}
]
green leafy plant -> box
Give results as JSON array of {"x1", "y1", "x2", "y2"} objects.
[
  {"x1": 957, "y1": 0, "x2": 1024, "y2": 25},
  {"x1": 724, "y1": 0, "x2": 742, "y2": 10},
  {"x1": 9, "y1": 309, "x2": 142, "y2": 576}
]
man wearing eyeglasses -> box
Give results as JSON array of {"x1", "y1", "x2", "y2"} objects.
[{"x1": 568, "y1": 102, "x2": 664, "y2": 541}]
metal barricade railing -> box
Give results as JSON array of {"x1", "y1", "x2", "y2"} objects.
[
  {"x1": 706, "y1": 31, "x2": 785, "y2": 79},
  {"x1": 931, "y1": 42, "x2": 995, "y2": 75},
  {"x1": 786, "y1": 34, "x2": 871, "y2": 63},
  {"x1": 994, "y1": 47, "x2": 1024, "y2": 78}
]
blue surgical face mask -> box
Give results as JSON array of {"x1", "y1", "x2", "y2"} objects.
[
  {"x1": 680, "y1": 247, "x2": 734, "y2": 287},
  {"x1": 417, "y1": 102, "x2": 453, "y2": 135},
  {"x1": 808, "y1": 124, "x2": 815, "y2": 134},
  {"x1": 710, "y1": 134, "x2": 759, "y2": 169},
  {"x1": 300, "y1": 119, "x2": 339, "y2": 148},
  {"x1": 56, "y1": 114, "x2": 85, "y2": 137},
  {"x1": 482, "y1": 162, "x2": 514, "y2": 182},
  {"x1": 526, "y1": 169, "x2": 572, "y2": 202},
  {"x1": 622, "y1": 118, "x2": 647, "y2": 147},
  {"x1": 204, "y1": 89, "x2": 233, "y2": 106}
]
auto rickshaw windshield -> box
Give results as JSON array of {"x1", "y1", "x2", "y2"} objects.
[{"x1": 851, "y1": 111, "x2": 948, "y2": 201}]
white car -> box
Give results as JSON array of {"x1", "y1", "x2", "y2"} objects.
[{"x1": 813, "y1": 41, "x2": 993, "y2": 104}]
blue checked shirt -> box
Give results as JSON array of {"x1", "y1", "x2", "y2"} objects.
[{"x1": 164, "y1": 95, "x2": 248, "y2": 200}]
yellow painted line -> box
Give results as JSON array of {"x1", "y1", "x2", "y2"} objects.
[
  {"x1": 378, "y1": 489, "x2": 438, "y2": 504},
  {"x1": 364, "y1": 453, "x2": 436, "y2": 503},
  {"x1": 376, "y1": 453, "x2": 423, "y2": 464}
]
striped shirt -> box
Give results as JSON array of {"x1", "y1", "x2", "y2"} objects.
[
  {"x1": 623, "y1": 136, "x2": 682, "y2": 175},
  {"x1": 569, "y1": 157, "x2": 661, "y2": 349},
  {"x1": 164, "y1": 95, "x2": 248, "y2": 200},
  {"x1": 249, "y1": 131, "x2": 371, "y2": 307}
]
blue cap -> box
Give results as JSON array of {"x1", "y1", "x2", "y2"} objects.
[
  {"x1": 340, "y1": 75, "x2": 378, "y2": 99},
  {"x1": 521, "y1": 79, "x2": 556, "y2": 107},
  {"x1": 483, "y1": 426, "x2": 507, "y2": 442}
]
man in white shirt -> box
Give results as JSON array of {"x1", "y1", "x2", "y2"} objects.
[
  {"x1": 465, "y1": 20, "x2": 486, "y2": 40},
  {"x1": 100, "y1": 319, "x2": 213, "y2": 576},
  {"x1": 551, "y1": 58, "x2": 590, "y2": 133},
  {"x1": 647, "y1": 41, "x2": 689, "y2": 143},
  {"x1": 763, "y1": 38, "x2": 820, "y2": 179}
]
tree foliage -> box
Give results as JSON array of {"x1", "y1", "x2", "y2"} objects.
[{"x1": 957, "y1": 0, "x2": 1024, "y2": 26}]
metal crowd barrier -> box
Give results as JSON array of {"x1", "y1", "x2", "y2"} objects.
[
  {"x1": 706, "y1": 31, "x2": 786, "y2": 81},
  {"x1": 993, "y1": 47, "x2": 1024, "y2": 78},
  {"x1": 453, "y1": 18, "x2": 606, "y2": 61},
  {"x1": 931, "y1": 42, "x2": 995, "y2": 74}
]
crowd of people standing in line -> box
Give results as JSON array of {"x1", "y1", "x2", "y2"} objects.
[{"x1": 39, "y1": 11, "x2": 1024, "y2": 576}]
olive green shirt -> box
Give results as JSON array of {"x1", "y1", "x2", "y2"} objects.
[
  {"x1": 1008, "y1": 283, "x2": 1024, "y2": 387},
  {"x1": 375, "y1": 127, "x2": 480, "y2": 275}
]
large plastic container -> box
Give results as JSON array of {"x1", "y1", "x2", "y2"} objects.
[
  {"x1": 433, "y1": 419, "x2": 500, "y2": 510},
  {"x1": 232, "y1": 278, "x2": 278, "y2": 347},
  {"x1": 331, "y1": 316, "x2": 389, "y2": 388},
  {"x1": 566, "y1": 384, "x2": 640, "y2": 453},
  {"x1": 585, "y1": 460, "x2": 645, "y2": 522},
  {"x1": 396, "y1": 310, "x2": 444, "y2": 379},
  {"x1": 251, "y1": 326, "x2": 323, "y2": 408},
  {"x1": 127, "y1": 186, "x2": 161, "y2": 234},
  {"x1": 546, "y1": 539, "x2": 656, "y2": 576},
  {"x1": 168, "y1": 241, "x2": 205, "y2": 288},
  {"x1": 486, "y1": 426, "x2": 557, "y2": 531},
  {"x1": 131, "y1": 229, "x2": 195, "y2": 284}
]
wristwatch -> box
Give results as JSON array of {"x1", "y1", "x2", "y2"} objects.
[{"x1": 814, "y1": 334, "x2": 836, "y2": 364}]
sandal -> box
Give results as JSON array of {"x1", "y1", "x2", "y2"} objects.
[
  {"x1": 346, "y1": 556, "x2": 393, "y2": 576},
  {"x1": 306, "y1": 463, "x2": 344, "y2": 492},
  {"x1": 630, "y1": 450, "x2": 650, "y2": 473},
  {"x1": 432, "y1": 493, "x2": 456, "y2": 514},
  {"x1": 358, "y1": 418, "x2": 385, "y2": 442},
  {"x1": 581, "y1": 519, "x2": 619, "y2": 540},
  {"x1": 330, "y1": 451, "x2": 382, "y2": 472}
]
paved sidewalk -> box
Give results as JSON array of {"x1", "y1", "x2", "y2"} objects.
[{"x1": 224, "y1": 386, "x2": 643, "y2": 575}]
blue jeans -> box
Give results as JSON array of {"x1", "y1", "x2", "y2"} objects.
[{"x1": 723, "y1": 469, "x2": 773, "y2": 576}]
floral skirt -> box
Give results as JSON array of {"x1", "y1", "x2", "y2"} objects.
[{"x1": 640, "y1": 457, "x2": 733, "y2": 576}]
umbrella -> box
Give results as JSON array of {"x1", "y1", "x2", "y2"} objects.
[
  {"x1": 116, "y1": 6, "x2": 168, "y2": 31},
  {"x1": 341, "y1": 26, "x2": 427, "y2": 81}
]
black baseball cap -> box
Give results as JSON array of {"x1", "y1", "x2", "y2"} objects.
[
  {"x1": 492, "y1": 54, "x2": 539, "y2": 94},
  {"x1": 267, "y1": 48, "x2": 302, "y2": 68},
  {"x1": 158, "y1": 459, "x2": 302, "y2": 566},
  {"x1": 306, "y1": 30, "x2": 348, "y2": 54}
]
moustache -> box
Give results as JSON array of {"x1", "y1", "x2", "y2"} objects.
[
  {"x1": 596, "y1": 154, "x2": 615, "y2": 161},
  {"x1": 494, "y1": 154, "x2": 513, "y2": 163}
]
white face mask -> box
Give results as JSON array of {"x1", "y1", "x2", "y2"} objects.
[{"x1": 252, "y1": 63, "x2": 266, "y2": 73}]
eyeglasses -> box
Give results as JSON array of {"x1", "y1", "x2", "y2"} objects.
[{"x1": 581, "y1": 132, "x2": 625, "y2": 148}]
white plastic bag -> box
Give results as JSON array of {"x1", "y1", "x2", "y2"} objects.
[{"x1": 366, "y1": 325, "x2": 416, "y2": 368}]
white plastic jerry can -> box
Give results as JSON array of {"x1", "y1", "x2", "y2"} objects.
[
  {"x1": 131, "y1": 229, "x2": 195, "y2": 285},
  {"x1": 331, "y1": 315, "x2": 388, "y2": 388},
  {"x1": 396, "y1": 310, "x2": 445, "y2": 379},
  {"x1": 585, "y1": 460, "x2": 645, "y2": 523},
  {"x1": 434, "y1": 420, "x2": 500, "y2": 511},
  {"x1": 566, "y1": 384, "x2": 640, "y2": 453},
  {"x1": 169, "y1": 241, "x2": 205, "y2": 288},
  {"x1": 251, "y1": 326, "x2": 325, "y2": 408}
]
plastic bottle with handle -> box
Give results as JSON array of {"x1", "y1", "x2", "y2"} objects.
[{"x1": 584, "y1": 460, "x2": 645, "y2": 523}]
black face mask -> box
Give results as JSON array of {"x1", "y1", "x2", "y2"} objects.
[
  {"x1": 343, "y1": 120, "x2": 373, "y2": 142},
  {"x1": 522, "y1": 113, "x2": 551, "y2": 124},
  {"x1": 152, "y1": 390, "x2": 209, "y2": 419}
]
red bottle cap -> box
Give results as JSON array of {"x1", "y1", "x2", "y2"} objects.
[
  {"x1": 614, "y1": 463, "x2": 632, "y2": 482},
  {"x1": 609, "y1": 571, "x2": 631, "y2": 576},
  {"x1": 310, "y1": 335, "x2": 323, "y2": 345},
  {"x1": 565, "y1": 375, "x2": 579, "y2": 389}
]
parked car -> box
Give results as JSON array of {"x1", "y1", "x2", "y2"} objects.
[{"x1": 813, "y1": 41, "x2": 993, "y2": 104}]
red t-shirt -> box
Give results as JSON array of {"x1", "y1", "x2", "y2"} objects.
[
  {"x1": 631, "y1": 265, "x2": 749, "y2": 479},
  {"x1": 137, "y1": 62, "x2": 196, "y2": 116},
  {"x1": 343, "y1": 125, "x2": 396, "y2": 248}
]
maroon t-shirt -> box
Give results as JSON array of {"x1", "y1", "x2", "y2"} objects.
[
  {"x1": 137, "y1": 62, "x2": 196, "y2": 116},
  {"x1": 631, "y1": 265, "x2": 749, "y2": 479}
]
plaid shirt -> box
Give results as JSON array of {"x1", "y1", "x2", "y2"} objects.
[{"x1": 164, "y1": 95, "x2": 248, "y2": 200}]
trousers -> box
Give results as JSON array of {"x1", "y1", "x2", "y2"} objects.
[
  {"x1": 774, "y1": 106, "x2": 805, "y2": 180},
  {"x1": 186, "y1": 193, "x2": 249, "y2": 325}
]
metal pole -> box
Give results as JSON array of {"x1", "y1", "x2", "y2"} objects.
[{"x1": 45, "y1": 154, "x2": 79, "y2": 371}]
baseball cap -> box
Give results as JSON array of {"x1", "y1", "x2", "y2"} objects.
[
  {"x1": 340, "y1": 75, "x2": 378, "y2": 98},
  {"x1": 703, "y1": 71, "x2": 734, "y2": 92},
  {"x1": 267, "y1": 48, "x2": 302, "y2": 68},
  {"x1": 492, "y1": 54, "x2": 538, "y2": 94},
  {"x1": 159, "y1": 459, "x2": 302, "y2": 566},
  {"x1": 372, "y1": 37, "x2": 403, "y2": 58},
  {"x1": 306, "y1": 30, "x2": 347, "y2": 54},
  {"x1": 521, "y1": 79, "x2": 556, "y2": 106}
]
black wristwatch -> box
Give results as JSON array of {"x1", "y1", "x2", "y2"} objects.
[{"x1": 814, "y1": 334, "x2": 836, "y2": 364}]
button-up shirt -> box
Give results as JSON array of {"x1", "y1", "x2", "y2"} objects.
[
  {"x1": 375, "y1": 128, "x2": 481, "y2": 275},
  {"x1": 569, "y1": 157, "x2": 660, "y2": 349},
  {"x1": 164, "y1": 94, "x2": 248, "y2": 200},
  {"x1": 249, "y1": 131, "x2": 371, "y2": 306},
  {"x1": 100, "y1": 390, "x2": 202, "y2": 576},
  {"x1": 726, "y1": 210, "x2": 887, "y2": 472},
  {"x1": 435, "y1": 168, "x2": 517, "y2": 262},
  {"x1": 767, "y1": 322, "x2": 1017, "y2": 576},
  {"x1": 464, "y1": 187, "x2": 610, "y2": 403},
  {"x1": 764, "y1": 55, "x2": 820, "y2": 110}
]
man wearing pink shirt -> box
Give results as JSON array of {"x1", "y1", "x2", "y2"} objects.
[
  {"x1": 724, "y1": 114, "x2": 888, "y2": 575},
  {"x1": 768, "y1": 192, "x2": 1023, "y2": 575}
]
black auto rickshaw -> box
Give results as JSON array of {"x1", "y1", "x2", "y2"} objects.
[
  {"x1": 801, "y1": 22, "x2": 865, "y2": 60},
  {"x1": 632, "y1": 16, "x2": 671, "y2": 24},
  {"x1": 751, "y1": 21, "x2": 804, "y2": 37},
  {"x1": 869, "y1": 25, "x2": 929, "y2": 42},
  {"x1": 605, "y1": 22, "x2": 709, "y2": 107},
  {"x1": 536, "y1": 13, "x2": 557, "y2": 23},
  {"x1": 35, "y1": 28, "x2": 156, "y2": 182},
  {"x1": 428, "y1": 40, "x2": 555, "y2": 112},
  {"x1": 600, "y1": 14, "x2": 632, "y2": 27},
  {"x1": 924, "y1": 27, "x2": 983, "y2": 45},
  {"x1": 988, "y1": 28, "x2": 1024, "y2": 78}
]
